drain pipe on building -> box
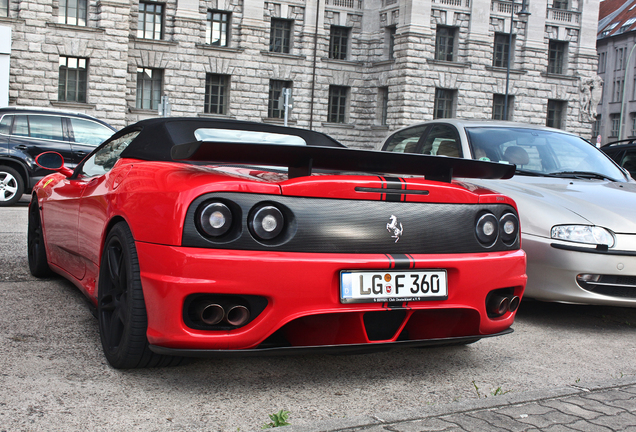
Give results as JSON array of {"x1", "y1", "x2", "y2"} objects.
[
  {"x1": 619, "y1": 43, "x2": 636, "y2": 140},
  {"x1": 309, "y1": 0, "x2": 321, "y2": 130}
]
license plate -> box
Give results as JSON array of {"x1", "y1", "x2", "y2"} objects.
[{"x1": 340, "y1": 270, "x2": 448, "y2": 304}]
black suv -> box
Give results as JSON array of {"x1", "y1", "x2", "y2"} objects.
[
  {"x1": 0, "y1": 107, "x2": 116, "y2": 205},
  {"x1": 601, "y1": 139, "x2": 636, "y2": 179}
]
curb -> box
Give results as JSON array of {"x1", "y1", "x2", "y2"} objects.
[{"x1": 275, "y1": 375, "x2": 636, "y2": 432}]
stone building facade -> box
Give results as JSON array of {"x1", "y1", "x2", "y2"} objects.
[
  {"x1": 1, "y1": 0, "x2": 599, "y2": 149},
  {"x1": 595, "y1": 0, "x2": 636, "y2": 145}
]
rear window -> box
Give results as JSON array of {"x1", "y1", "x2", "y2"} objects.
[
  {"x1": 194, "y1": 128, "x2": 307, "y2": 145},
  {"x1": 69, "y1": 118, "x2": 113, "y2": 146}
]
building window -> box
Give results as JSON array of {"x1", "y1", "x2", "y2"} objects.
[
  {"x1": 598, "y1": 52, "x2": 606, "y2": 74},
  {"x1": 204, "y1": 74, "x2": 229, "y2": 115},
  {"x1": 206, "y1": 11, "x2": 230, "y2": 47},
  {"x1": 548, "y1": 40, "x2": 566, "y2": 74},
  {"x1": 552, "y1": 0, "x2": 568, "y2": 9},
  {"x1": 1, "y1": 0, "x2": 7, "y2": 17},
  {"x1": 434, "y1": 88, "x2": 455, "y2": 119},
  {"x1": 268, "y1": 80, "x2": 292, "y2": 119},
  {"x1": 269, "y1": 19, "x2": 292, "y2": 53},
  {"x1": 493, "y1": 33, "x2": 512, "y2": 68},
  {"x1": 615, "y1": 47, "x2": 625, "y2": 70},
  {"x1": 435, "y1": 26, "x2": 456, "y2": 62},
  {"x1": 613, "y1": 78, "x2": 624, "y2": 103},
  {"x1": 387, "y1": 26, "x2": 396, "y2": 60},
  {"x1": 329, "y1": 26, "x2": 349, "y2": 60},
  {"x1": 610, "y1": 114, "x2": 620, "y2": 137},
  {"x1": 378, "y1": 87, "x2": 389, "y2": 125},
  {"x1": 58, "y1": 0, "x2": 86, "y2": 26},
  {"x1": 58, "y1": 56, "x2": 87, "y2": 103},
  {"x1": 138, "y1": 2, "x2": 163, "y2": 40},
  {"x1": 546, "y1": 99, "x2": 566, "y2": 129},
  {"x1": 136, "y1": 68, "x2": 162, "y2": 110},
  {"x1": 631, "y1": 114, "x2": 636, "y2": 137},
  {"x1": 592, "y1": 115, "x2": 601, "y2": 140},
  {"x1": 492, "y1": 94, "x2": 514, "y2": 120},
  {"x1": 328, "y1": 86, "x2": 348, "y2": 123}
]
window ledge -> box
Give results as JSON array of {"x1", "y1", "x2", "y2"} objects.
[
  {"x1": 371, "y1": 59, "x2": 396, "y2": 66},
  {"x1": 47, "y1": 22, "x2": 105, "y2": 33},
  {"x1": 485, "y1": 66, "x2": 527, "y2": 75},
  {"x1": 427, "y1": 59, "x2": 471, "y2": 68},
  {"x1": 371, "y1": 125, "x2": 390, "y2": 130},
  {"x1": 541, "y1": 72, "x2": 578, "y2": 81},
  {"x1": 195, "y1": 43, "x2": 242, "y2": 53},
  {"x1": 322, "y1": 58, "x2": 364, "y2": 66},
  {"x1": 198, "y1": 112, "x2": 236, "y2": 119},
  {"x1": 130, "y1": 36, "x2": 179, "y2": 47},
  {"x1": 322, "y1": 122, "x2": 355, "y2": 129},
  {"x1": 51, "y1": 101, "x2": 96, "y2": 109},
  {"x1": 262, "y1": 118, "x2": 297, "y2": 125},
  {"x1": 260, "y1": 51, "x2": 307, "y2": 60},
  {"x1": 128, "y1": 107, "x2": 158, "y2": 114}
]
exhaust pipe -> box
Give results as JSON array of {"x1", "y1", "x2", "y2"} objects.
[
  {"x1": 195, "y1": 302, "x2": 225, "y2": 325},
  {"x1": 487, "y1": 295, "x2": 510, "y2": 317},
  {"x1": 508, "y1": 296, "x2": 520, "y2": 313},
  {"x1": 225, "y1": 304, "x2": 250, "y2": 326}
]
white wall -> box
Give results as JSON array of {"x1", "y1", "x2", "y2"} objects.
[{"x1": 0, "y1": 26, "x2": 10, "y2": 108}]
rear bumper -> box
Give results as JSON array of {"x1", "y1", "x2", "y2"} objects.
[
  {"x1": 149, "y1": 330, "x2": 511, "y2": 357},
  {"x1": 136, "y1": 242, "x2": 526, "y2": 351}
]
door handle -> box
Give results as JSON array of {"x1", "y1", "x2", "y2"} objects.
[{"x1": 14, "y1": 145, "x2": 28, "y2": 150}]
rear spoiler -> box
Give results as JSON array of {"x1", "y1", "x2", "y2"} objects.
[{"x1": 171, "y1": 141, "x2": 515, "y2": 182}]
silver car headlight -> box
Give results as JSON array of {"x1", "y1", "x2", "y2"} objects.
[{"x1": 551, "y1": 225, "x2": 615, "y2": 247}]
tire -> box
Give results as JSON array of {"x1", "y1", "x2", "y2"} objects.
[
  {"x1": 27, "y1": 197, "x2": 53, "y2": 277},
  {"x1": 98, "y1": 222, "x2": 182, "y2": 369},
  {"x1": 0, "y1": 165, "x2": 25, "y2": 206}
]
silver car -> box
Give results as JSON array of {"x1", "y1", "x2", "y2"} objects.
[{"x1": 381, "y1": 120, "x2": 636, "y2": 307}]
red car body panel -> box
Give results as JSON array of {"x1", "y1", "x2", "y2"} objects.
[{"x1": 32, "y1": 118, "x2": 526, "y2": 357}]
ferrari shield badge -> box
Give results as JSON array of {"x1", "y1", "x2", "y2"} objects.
[{"x1": 386, "y1": 215, "x2": 403, "y2": 242}]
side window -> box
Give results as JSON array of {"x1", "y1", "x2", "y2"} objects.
[
  {"x1": 81, "y1": 131, "x2": 140, "y2": 177},
  {"x1": 69, "y1": 118, "x2": 113, "y2": 146},
  {"x1": 13, "y1": 115, "x2": 29, "y2": 137},
  {"x1": 421, "y1": 124, "x2": 462, "y2": 157},
  {"x1": 0, "y1": 115, "x2": 12, "y2": 135},
  {"x1": 382, "y1": 125, "x2": 428, "y2": 153},
  {"x1": 27, "y1": 115, "x2": 65, "y2": 141}
]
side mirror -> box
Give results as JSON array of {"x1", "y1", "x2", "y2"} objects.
[{"x1": 35, "y1": 152, "x2": 74, "y2": 177}]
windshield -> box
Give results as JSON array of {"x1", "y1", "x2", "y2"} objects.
[{"x1": 465, "y1": 127, "x2": 627, "y2": 181}]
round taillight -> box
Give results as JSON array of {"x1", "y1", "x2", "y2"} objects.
[
  {"x1": 250, "y1": 205, "x2": 284, "y2": 240},
  {"x1": 476, "y1": 213, "x2": 498, "y2": 247},
  {"x1": 499, "y1": 213, "x2": 519, "y2": 245},
  {"x1": 199, "y1": 202, "x2": 233, "y2": 237}
]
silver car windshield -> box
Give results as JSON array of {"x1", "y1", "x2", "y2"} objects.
[{"x1": 466, "y1": 127, "x2": 627, "y2": 181}]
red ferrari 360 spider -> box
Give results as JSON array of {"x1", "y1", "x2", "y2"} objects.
[{"x1": 28, "y1": 118, "x2": 526, "y2": 368}]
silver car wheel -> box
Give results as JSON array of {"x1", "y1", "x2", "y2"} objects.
[{"x1": 0, "y1": 166, "x2": 25, "y2": 206}]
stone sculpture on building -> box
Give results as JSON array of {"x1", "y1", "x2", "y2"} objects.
[{"x1": 580, "y1": 75, "x2": 604, "y2": 123}]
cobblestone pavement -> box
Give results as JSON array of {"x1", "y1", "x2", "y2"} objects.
[{"x1": 281, "y1": 377, "x2": 636, "y2": 432}]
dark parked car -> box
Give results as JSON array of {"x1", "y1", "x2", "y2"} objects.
[
  {"x1": 602, "y1": 139, "x2": 636, "y2": 179},
  {"x1": 0, "y1": 107, "x2": 116, "y2": 205}
]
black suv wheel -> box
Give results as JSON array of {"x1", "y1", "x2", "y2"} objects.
[{"x1": 0, "y1": 165, "x2": 24, "y2": 206}]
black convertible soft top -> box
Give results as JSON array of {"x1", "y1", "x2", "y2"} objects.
[
  {"x1": 118, "y1": 117, "x2": 344, "y2": 162},
  {"x1": 116, "y1": 117, "x2": 514, "y2": 182}
]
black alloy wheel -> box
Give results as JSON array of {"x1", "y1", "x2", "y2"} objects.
[
  {"x1": 98, "y1": 222, "x2": 181, "y2": 369},
  {"x1": 27, "y1": 197, "x2": 52, "y2": 277}
]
